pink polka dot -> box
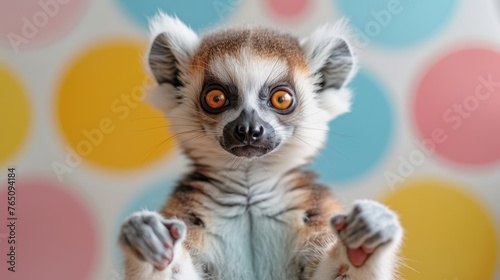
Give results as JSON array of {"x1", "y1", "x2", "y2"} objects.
[
  {"x1": 264, "y1": 0, "x2": 311, "y2": 19},
  {"x1": 0, "y1": 178, "x2": 99, "y2": 279},
  {"x1": 0, "y1": 0, "x2": 89, "y2": 52},
  {"x1": 413, "y1": 48, "x2": 500, "y2": 166}
]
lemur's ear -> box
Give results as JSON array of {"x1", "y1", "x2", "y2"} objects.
[
  {"x1": 301, "y1": 20, "x2": 356, "y2": 90},
  {"x1": 147, "y1": 13, "x2": 199, "y2": 112},
  {"x1": 148, "y1": 12, "x2": 199, "y2": 84},
  {"x1": 301, "y1": 20, "x2": 357, "y2": 119}
]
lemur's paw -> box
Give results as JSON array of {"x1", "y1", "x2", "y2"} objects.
[
  {"x1": 330, "y1": 200, "x2": 402, "y2": 267},
  {"x1": 119, "y1": 211, "x2": 186, "y2": 271}
]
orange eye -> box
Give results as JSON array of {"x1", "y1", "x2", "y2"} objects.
[
  {"x1": 205, "y1": 90, "x2": 227, "y2": 109},
  {"x1": 270, "y1": 90, "x2": 293, "y2": 110}
]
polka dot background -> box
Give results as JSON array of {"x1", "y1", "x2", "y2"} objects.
[
  {"x1": 0, "y1": 64, "x2": 30, "y2": 165},
  {"x1": 115, "y1": 0, "x2": 242, "y2": 32},
  {"x1": 413, "y1": 48, "x2": 500, "y2": 166},
  {"x1": 1, "y1": 0, "x2": 500, "y2": 279},
  {"x1": 264, "y1": 0, "x2": 312, "y2": 21},
  {"x1": 336, "y1": 0, "x2": 458, "y2": 47},
  {"x1": 0, "y1": 178, "x2": 99, "y2": 280},
  {"x1": 382, "y1": 179, "x2": 498, "y2": 280},
  {"x1": 0, "y1": 0, "x2": 89, "y2": 52},
  {"x1": 310, "y1": 70, "x2": 394, "y2": 183}
]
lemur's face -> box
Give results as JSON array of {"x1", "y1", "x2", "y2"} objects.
[
  {"x1": 147, "y1": 14, "x2": 355, "y2": 167},
  {"x1": 192, "y1": 39, "x2": 308, "y2": 159}
]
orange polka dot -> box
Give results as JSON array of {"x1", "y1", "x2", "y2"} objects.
[
  {"x1": 55, "y1": 41, "x2": 174, "y2": 170},
  {"x1": 381, "y1": 179, "x2": 498, "y2": 280},
  {"x1": 0, "y1": 64, "x2": 30, "y2": 165}
]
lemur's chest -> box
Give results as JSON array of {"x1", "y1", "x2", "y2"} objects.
[
  {"x1": 204, "y1": 212, "x2": 302, "y2": 280},
  {"x1": 198, "y1": 188, "x2": 305, "y2": 280}
]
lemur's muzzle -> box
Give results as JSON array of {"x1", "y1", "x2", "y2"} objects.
[{"x1": 221, "y1": 109, "x2": 279, "y2": 158}]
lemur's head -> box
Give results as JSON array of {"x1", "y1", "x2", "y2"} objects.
[{"x1": 148, "y1": 13, "x2": 356, "y2": 170}]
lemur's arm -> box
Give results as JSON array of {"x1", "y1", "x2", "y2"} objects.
[
  {"x1": 119, "y1": 211, "x2": 203, "y2": 280},
  {"x1": 312, "y1": 200, "x2": 403, "y2": 280}
]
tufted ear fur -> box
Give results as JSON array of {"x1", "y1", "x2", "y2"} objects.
[
  {"x1": 301, "y1": 20, "x2": 357, "y2": 120},
  {"x1": 147, "y1": 12, "x2": 199, "y2": 113}
]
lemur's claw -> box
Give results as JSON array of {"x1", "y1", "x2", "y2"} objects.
[
  {"x1": 119, "y1": 211, "x2": 186, "y2": 270},
  {"x1": 331, "y1": 200, "x2": 402, "y2": 267}
]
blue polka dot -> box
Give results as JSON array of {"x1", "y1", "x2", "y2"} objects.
[
  {"x1": 112, "y1": 177, "x2": 177, "y2": 272},
  {"x1": 115, "y1": 0, "x2": 241, "y2": 31},
  {"x1": 309, "y1": 70, "x2": 394, "y2": 184},
  {"x1": 335, "y1": 0, "x2": 458, "y2": 47}
]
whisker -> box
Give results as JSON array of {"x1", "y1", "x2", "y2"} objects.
[{"x1": 294, "y1": 132, "x2": 350, "y2": 160}]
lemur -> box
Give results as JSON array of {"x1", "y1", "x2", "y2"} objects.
[{"x1": 119, "y1": 13, "x2": 403, "y2": 280}]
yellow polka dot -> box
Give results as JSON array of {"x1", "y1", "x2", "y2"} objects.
[
  {"x1": 56, "y1": 41, "x2": 174, "y2": 170},
  {"x1": 381, "y1": 179, "x2": 498, "y2": 280},
  {"x1": 0, "y1": 64, "x2": 30, "y2": 164}
]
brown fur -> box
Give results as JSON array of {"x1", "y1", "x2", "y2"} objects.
[{"x1": 191, "y1": 27, "x2": 308, "y2": 72}]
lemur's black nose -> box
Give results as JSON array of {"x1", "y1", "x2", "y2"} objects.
[
  {"x1": 222, "y1": 109, "x2": 278, "y2": 157},
  {"x1": 235, "y1": 124, "x2": 264, "y2": 144},
  {"x1": 226, "y1": 109, "x2": 270, "y2": 145}
]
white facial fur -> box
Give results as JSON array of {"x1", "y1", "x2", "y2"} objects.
[{"x1": 147, "y1": 12, "x2": 356, "y2": 174}]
